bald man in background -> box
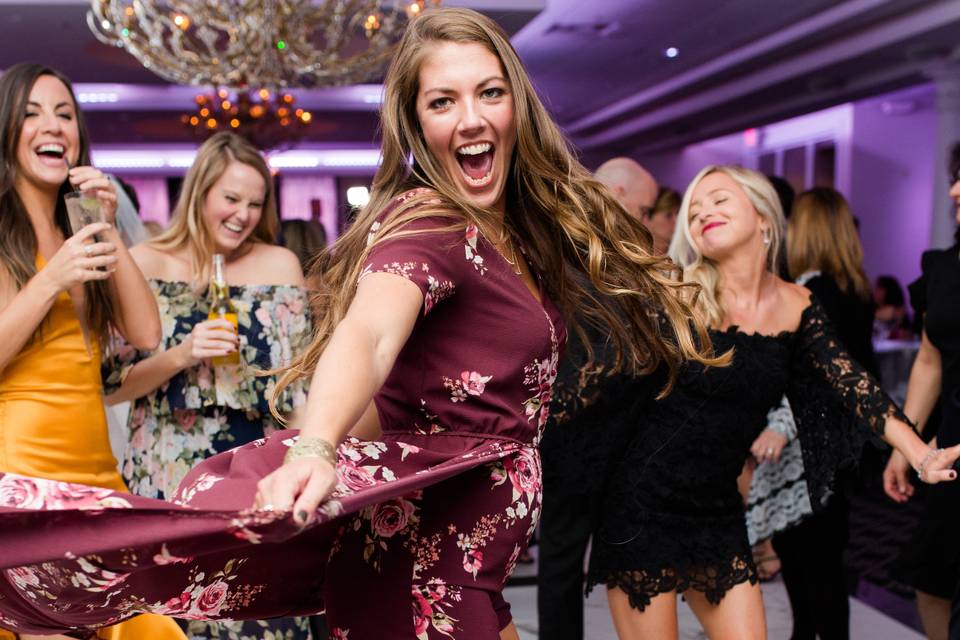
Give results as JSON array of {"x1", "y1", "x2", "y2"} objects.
[
  {"x1": 537, "y1": 158, "x2": 661, "y2": 640},
  {"x1": 593, "y1": 157, "x2": 658, "y2": 227}
]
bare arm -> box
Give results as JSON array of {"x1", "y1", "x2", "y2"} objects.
[
  {"x1": 0, "y1": 224, "x2": 114, "y2": 374},
  {"x1": 300, "y1": 273, "x2": 420, "y2": 442},
  {"x1": 255, "y1": 272, "x2": 423, "y2": 522},
  {"x1": 69, "y1": 167, "x2": 160, "y2": 350},
  {"x1": 902, "y1": 331, "x2": 942, "y2": 434},
  {"x1": 105, "y1": 319, "x2": 238, "y2": 405},
  {"x1": 883, "y1": 331, "x2": 943, "y2": 501},
  {"x1": 103, "y1": 224, "x2": 161, "y2": 350}
]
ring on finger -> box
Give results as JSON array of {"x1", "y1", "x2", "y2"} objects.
[
  {"x1": 766, "y1": 447, "x2": 774, "y2": 456},
  {"x1": 83, "y1": 244, "x2": 92, "y2": 256}
]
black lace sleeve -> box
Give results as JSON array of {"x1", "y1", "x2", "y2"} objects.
[{"x1": 787, "y1": 299, "x2": 908, "y2": 510}]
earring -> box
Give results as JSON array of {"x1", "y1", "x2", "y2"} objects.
[{"x1": 762, "y1": 229, "x2": 771, "y2": 246}]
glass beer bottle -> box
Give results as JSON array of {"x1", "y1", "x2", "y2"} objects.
[{"x1": 207, "y1": 254, "x2": 240, "y2": 366}]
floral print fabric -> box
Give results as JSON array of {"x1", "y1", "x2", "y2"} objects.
[
  {"x1": 0, "y1": 190, "x2": 566, "y2": 638},
  {"x1": 103, "y1": 280, "x2": 313, "y2": 640},
  {"x1": 104, "y1": 280, "x2": 311, "y2": 500}
]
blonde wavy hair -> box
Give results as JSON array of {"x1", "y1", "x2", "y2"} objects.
[
  {"x1": 149, "y1": 132, "x2": 278, "y2": 286},
  {"x1": 271, "y1": 7, "x2": 725, "y2": 411},
  {"x1": 788, "y1": 187, "x2": 871, "y2": 300},
  {"x1": 669, "y1": 165, "x2": 785, "y2": 326}
]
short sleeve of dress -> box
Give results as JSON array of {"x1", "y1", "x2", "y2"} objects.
[
  {"x1": 360, "y1": 205, "x2": 465, "y2": 317},
  {"x1": 786, "y1": 299, "x2": 908, "y2": 510}
]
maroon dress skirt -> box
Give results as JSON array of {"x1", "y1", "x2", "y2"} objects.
[{"x1": 0, "y1": 191, "x2": 566, "y2": 639}]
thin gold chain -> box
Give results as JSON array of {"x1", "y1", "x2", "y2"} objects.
[{"x1": 498, "y1": 227, "x2": 522, "y2": 276}]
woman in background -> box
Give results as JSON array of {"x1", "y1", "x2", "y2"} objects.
[
  {"x1": 589, "y1": 166, "x2": 960, "y2": 640},
  {"x1": 884, "y1": 142, "x2": 960, "y2": 640},
  {"x1": 0, "y1": 62, "x2": 183, "y2": 640},
  {"x1": 642, "y1": 186, "x2": 680, "y2": 255},
  {"x1": 873, "y1": 275, "x2": 913, "y2": 339},
  {"x1": 104, "y1": 132, "x2": 313, "y2": 640},
  {"x1": 280, "y1": 218, "x2": 328, "y2": 275},
  {"x1": 746, "y1": 187, "x2": 878, "y2": 640}
]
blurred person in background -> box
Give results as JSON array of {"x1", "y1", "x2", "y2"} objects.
[
  {"x1": 103, "y1": 132, "x2": 314, "y2": 640},
  {"x1": 746, "y1": 186, "x2": 878, "y2": 640},
  {"x1": 0, "y1": 62, "x2": 183, "y2": 640},
  {"x1": 873, "y1": 275, "x2": 913, "y2": 340},
  {"x1": 642, "y1": 186, "x2": 680, "y2": 255},
  {"x1": 142, "y1": 219, "x2": 165, "y2": 238},
  {"x1": 280, "y1": 218, "x2": 328, "y2": 275},
  {"x1": 538, "y1": 157, "x2": 660, "y2": 640},
  {"x1": 884, "y1": 142, "x2": 960, "y2": 640}
]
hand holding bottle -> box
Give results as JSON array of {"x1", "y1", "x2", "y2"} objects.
[
  {"x1": 175, "y1": 320, "x2": 239, "y2": 368},
  {"x1": 207, "y1": 253, "x2": 241, "y2": 366}
]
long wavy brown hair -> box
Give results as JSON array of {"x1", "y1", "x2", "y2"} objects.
[
  {"x1": 149, "y1": 132, "x2": 278, "y2": 287},
  {"x1": 272, "y1": 8, "x2": 724, "y2": 412},
  {"x1": 0, "y1": 62, "x2": 116, "y2": 346}
]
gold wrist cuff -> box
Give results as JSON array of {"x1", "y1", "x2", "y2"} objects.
[{"x1": 284, "y1": 436, "x2": 338, "y2": 466}]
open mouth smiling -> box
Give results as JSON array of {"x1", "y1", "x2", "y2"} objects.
[
  {"x1": 455, "y1": 142, "x2": 495, "y2": 187},
  {"x1": 35, "y1": 143, "x2": 66, "y2": 163}
]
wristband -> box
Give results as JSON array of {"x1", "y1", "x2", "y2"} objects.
[{"x1": 284, "y1": 436, "x2": 338, "y2": 466}]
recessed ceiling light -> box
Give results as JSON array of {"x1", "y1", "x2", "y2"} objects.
[{"x1": 664, "y1": 47, "x2": 679, "y2": 59}]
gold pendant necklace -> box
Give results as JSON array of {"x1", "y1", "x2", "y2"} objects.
[{"x1": 497, "y1": 226, "x2": 522, "y2": 276}]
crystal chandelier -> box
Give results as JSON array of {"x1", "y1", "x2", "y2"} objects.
[
  {"x1": 183, "y1": 88, "x2": 312, "y2": 151},
  {"x1": 87, "y1": 0, "x2": 440, "y2": 89}
]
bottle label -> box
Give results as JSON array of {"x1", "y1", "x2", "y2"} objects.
[{"x1": 207, "y1": 311, "x2": 240, "y2": 366}]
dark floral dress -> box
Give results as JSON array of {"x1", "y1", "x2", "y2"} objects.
[
  {"x1": 0, "y1": 189, "x2": 566, "y2": 639},
  {"x1": 104, "y1": 280, "x2": 313, "y2": 640}
]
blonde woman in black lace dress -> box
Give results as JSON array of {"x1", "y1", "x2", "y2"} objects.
[{"x1": 588, "y1": 166, "x2": 960, "y2": 639}]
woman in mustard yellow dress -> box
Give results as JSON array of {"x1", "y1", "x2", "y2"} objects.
[{"x1": 0, "y1": 63, "x2": 185, "y2": 640}]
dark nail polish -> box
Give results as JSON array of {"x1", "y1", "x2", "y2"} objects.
[{"x1": 297, "y1": 510, "x2": 309, "y2": 523}]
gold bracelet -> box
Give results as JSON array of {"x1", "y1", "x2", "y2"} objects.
[{"x1": 284, "y1": 436, "x2": 338, "y2": 466}]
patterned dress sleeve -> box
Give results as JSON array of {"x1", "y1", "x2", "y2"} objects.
[
  {"x1": 360, "y1": 211, "x2": 465, "y2": 317},
  {"x1": 765, "y1": 396, "x2": 797, "y2": 441},
  {"x1": 787, "y1": 299, "x2": 908, "y2": 511}
]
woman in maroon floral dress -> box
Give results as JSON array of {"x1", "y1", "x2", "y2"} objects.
[{"x1": 0, "y1": 8, "x2": 721, "y2": 639}]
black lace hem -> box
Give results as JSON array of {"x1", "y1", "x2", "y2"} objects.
[{"x1": 585, "y1": 555, "x2": 759, "y2": 611}]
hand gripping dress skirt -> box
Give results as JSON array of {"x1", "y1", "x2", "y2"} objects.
[{"x1": 0, "y1": 191, "x2": 566, "y2": 640}]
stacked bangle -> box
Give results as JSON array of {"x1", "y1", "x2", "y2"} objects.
[{"x1": 284, "y1": 436, "x2": 338, "y2": 466}]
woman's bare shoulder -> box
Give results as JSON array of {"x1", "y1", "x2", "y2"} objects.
[
  {"x1": 776, "y1": 279, "x2": 815, "y2": 328},
  {"x1": 238, "y1": 244, "x2": 305, "y2": 287},
  {"x1": 130, "y1": 244, "x2": 179, "y2": 281}
]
